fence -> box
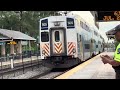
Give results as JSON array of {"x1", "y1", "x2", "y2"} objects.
[{"x1": 0, "y1": 51, "x2": 41, "y2": 79}]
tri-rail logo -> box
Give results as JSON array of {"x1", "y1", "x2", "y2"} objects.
[
  {"x1": 41, "y1": 19, "x2": 48, "y2": 30},
  {"x1": 66, "y1": 18, "x2": 75, "y2": 29}
]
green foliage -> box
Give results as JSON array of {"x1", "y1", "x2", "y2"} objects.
[
  {"x1": 0, "y1": 11, "x2": 59, "y2": 38},
  {"x1": 0, "y1": 11, "x2": 59, "y2": 54}
]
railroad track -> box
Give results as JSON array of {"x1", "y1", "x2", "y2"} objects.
[
  {"x1": 38, "y1": 71, "x2": 66, "y2": 79},
  {"x1": 29, "y1": 68, "x2": 70, "y2": 79}
]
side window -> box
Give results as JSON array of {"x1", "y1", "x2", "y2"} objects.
[
  {"x1": 80, "y1": 21, "x2": 82, "y2": 27},
  {"x1": 41, "y1": 32, "x2": 49, "y2": 42},
  {"x1": 83, "y1": 23, "x2": 85, "y2": 29},
  {"x1": 85, "y1": 24, "x2": 87, "y2": 30},
  {"x1": 77, "y1": 34, "x2": 81, "y2": 42},
  {"x1": 55, "y1": 31, "x2": 60, "y2": 42},
  {"x1": 85, "y1": 44, "x2": 90, "y2": 49},
  {"x1": 94, "y1": 40, "x2": 96, "y2": 43},
  {"x1": 96, "y1": 45, "x2": 98, "y2": 48},
  {"x1": 79, "y1": 35, "x2": 81, "y2": 41},
  {"x1": 80, "y1": 21, "x2": 83, "y2": 28},
  {"x1": 91, "y1": 39, "x2": 93, "y2": 43}
]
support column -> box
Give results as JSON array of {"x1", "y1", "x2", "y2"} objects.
[
  {"x1": 10, "y1": 44, "x2": 14, "y2": 55},
  {"x1": 18, "y1": 41, "x2": 22, "y2": 54},
  {"x1": 29, "y1": 40, "x2": 31, "y2": 57},
  {"x1": 29, "y1": 40, "x2": 31, "y2": 51},
  {"x1": 17, "y1": 41, "x2": 22, "y2": 59},
  {"x1": 1, "y1": 44, "x2": 5, "y2": 56}
]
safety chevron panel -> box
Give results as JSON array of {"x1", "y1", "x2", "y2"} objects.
[
  {"x1": 68, "y1": 42, "x2": 75, "y2": 55},
  {"x1": 43, "y1": 43, "x2": 49, "y2": 56},
  {"x1": 54, "y1": 43, "x2": 62, "y2": 54}
]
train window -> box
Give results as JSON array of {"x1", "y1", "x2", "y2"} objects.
[
  {"x1": 41, "y1": 32, "x2": 49, "y2": 42},
  {"x1": 80, "y1": 21, "x2": 83, "y2": 28},
  {"x1": 98, "y1": 41, "x2": 101, "y2": 44},
  {"x1": 85, "y1": 44, "x2": 90, "y2": 49},
  {"x1": 94, "y1": 31, "x2": 98, "y2": 36},
  {"x1": 85, "y1": 24, "x2": 87, "y2": 30},
  {"x1": 91, "y1": 39, "x2": 93, "y2": 43},
  {"x1": 55, "y1": 31, "x2": 60, "y2": 42},
  {"x1": 82, "y1": 22, "x2": 84, "y2": 29},
  {"x1": 96, "y1": 45, "x2": 98, "y2": 48},
  {"x1": 77, "y1": 34, "x2": 81, "y2": 42},
  {"x1": 93, "y1": 39, "x2": 96, "y2": 43},
  {"x1": 80, "y1": 21, "x2": 82, "y2": 27},
  {"x1": 79, "y1": 35, "x2": 81, "y2": 41},
  {"x1": 83, "y1": 23, "x2": 85, "y2": 29},
  {"x1": 87, "y1": 26, "x2": 89, "y2": 31}
]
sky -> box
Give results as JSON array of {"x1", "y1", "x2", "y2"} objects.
[{"x1": 69, "y1": 11, "x2": 120, "y2": 43}]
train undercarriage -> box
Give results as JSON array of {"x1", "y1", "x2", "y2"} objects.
[{"x1": 42, "y1": 56, "x2": 81, "y2": 68}]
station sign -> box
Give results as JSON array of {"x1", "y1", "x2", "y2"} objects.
[
  {"x1": 7, "y1": 41, "x2": 17, "y2": 45},
  {"x1": 97, "y1": 11, "x2": 120, "y2": 21}
]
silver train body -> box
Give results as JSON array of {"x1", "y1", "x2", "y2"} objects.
[{"x1": 39, "y1": 15, "x2": 105, "y2": 68}]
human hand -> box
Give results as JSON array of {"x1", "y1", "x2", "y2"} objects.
[
  {"x1": 100, "y1": 55, "x2": 108, "y2": 64},
  {"x1": 101, "y1": 55, "x2": 112, "y2": 60}
]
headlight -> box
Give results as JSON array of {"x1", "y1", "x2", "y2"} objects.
[
  {"x1": 54, "y1": 22, "x2": 60, "y2": 26},
  {"x1": 42, "y1": 50, "x2": 45, "y2": 55},
  {"x1": 73, "y1": 48, "x2": 76, "y2": 53}
]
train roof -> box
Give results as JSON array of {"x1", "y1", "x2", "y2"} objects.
[{"x1": 39, "y1": 15, "x2": 75, "y2": 21}]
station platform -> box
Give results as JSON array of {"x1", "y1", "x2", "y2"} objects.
[
  {"x1": 55, "y1": 52, "x2": 116, "y2": 79},
  {"x1": 0, "y1": 56, "x2": 41, "y2": 67}
]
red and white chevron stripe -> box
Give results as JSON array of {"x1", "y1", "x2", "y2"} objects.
[
  {"x1": 54, "y1": 43, "x2": 62, "y2": 54},
  {"x1": 68, "y1": 42, "x2": 75, "y2": 55},
  {"x1": 43, "y1": 43, "x2": 49, "y2": 56}
]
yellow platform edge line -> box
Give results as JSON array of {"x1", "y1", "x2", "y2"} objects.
[{"x1": 54, "y1": 53, "x2": 103, "y2": 79}]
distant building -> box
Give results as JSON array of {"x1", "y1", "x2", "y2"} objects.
[{"x1": 90, "y1": 11, "x2": 99, "y2": 29}]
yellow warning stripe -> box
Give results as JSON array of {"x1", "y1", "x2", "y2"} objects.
[{"x1": 54, "y1": 53, "x2": 103, "y2": 79}]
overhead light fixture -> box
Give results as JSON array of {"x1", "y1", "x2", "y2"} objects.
[{"x1": 54, "y1": 22, "x2": 60, "y2": 26}]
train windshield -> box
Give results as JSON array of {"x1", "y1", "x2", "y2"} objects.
[
  {"x1": 41, "y1": 32, "x2": 49, "y2": 42},
  {"x1": 55, "y1": 31, "x2": 60, "y2": 42}
]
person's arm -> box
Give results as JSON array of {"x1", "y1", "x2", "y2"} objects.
[{"x1": 101, "y1": 56, "x2": 120, "y2": 66}]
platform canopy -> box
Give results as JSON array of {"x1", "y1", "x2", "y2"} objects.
[
  {"x1": 105, "y1": 24, "x2": 120, "y2": 39},
  {"x1": 0, "y1": 29, "x2": 36, "y2": 41}
]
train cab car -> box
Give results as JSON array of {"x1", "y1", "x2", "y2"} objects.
[{"x1": 39, "y1": 16, "x2": 79, "y2": 68}]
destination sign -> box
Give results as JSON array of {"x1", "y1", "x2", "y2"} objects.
[{"x1": 98, "y1": 11, "x2": 120, "y2": 21}]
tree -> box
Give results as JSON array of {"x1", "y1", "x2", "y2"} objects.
[{"x1": 0, "y1": 11, "x2": 59, "y2": 38}]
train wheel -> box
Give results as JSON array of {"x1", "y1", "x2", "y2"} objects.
[
  {"x1": 92, "y1": 53, "x2": 95, "y2": 57},
  {"x1": 99, "y1": 51, "x2": 101, "y2": 54},
  {"x1": 78, "y1": 58, "x2": 81, "y2": 63}
]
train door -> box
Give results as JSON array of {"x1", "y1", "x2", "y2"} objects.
[
  {"x1": 0, "y1": 45, "x2": 1, "y2": 56},
  {"x1": 96, "y1": 41, "x2": 98, "y2": 54},
  {"x1": 90, "y1": 38, "x2": 93, "y2": 57},
  {"x1": 77, "y1": 33, "x2": 81, "y2": 59},
  {"x1": 79, "y1": 35, "x2": 84, "y2": 61},
  {"x1": 50, "y1": 28, "x2": 66, "y2": 56}
]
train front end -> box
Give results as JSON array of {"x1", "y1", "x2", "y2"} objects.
[{"x1": 39, "y1": 16, "x2": 79, "y2": 68}]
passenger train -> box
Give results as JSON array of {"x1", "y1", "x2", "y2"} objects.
[{"x1": 39, "y1": 14, "x2": 105, "y2": 68}]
